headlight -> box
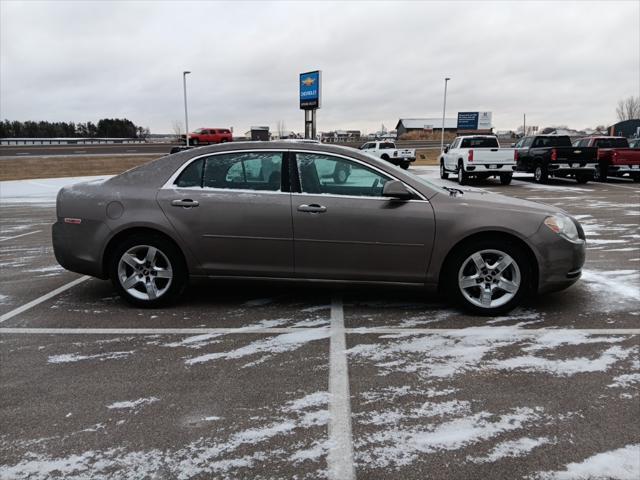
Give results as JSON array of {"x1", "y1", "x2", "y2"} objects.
[{"x1": 544, "y1": 214, "x2": 580, "y2": 241}]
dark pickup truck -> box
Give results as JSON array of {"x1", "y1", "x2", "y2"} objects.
[
  {"x1": 573, "y1": 136, "x2": 640, "y2": 182},
  {"x1": 514, "y1": 135, "x2": 598, "y2": 184}
]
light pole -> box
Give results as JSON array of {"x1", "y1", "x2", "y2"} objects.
[
  {"x1": 183, "y1": 71, "x2": 191, "y2": 147},
  {"x1": 440, "y1": 77, "x2": 450, "y2": 153}
]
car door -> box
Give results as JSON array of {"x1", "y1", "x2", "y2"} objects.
[
  {"x1": 445, "y1": 138, "x2": 458, "y2": 170},
  {"x1": 157, "y1": 150, "x2": 294, "y2": 276},
  {"x1": 291, "y1": 151, "x2": 435, "y2": 283}
]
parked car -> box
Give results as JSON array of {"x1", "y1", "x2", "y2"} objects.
[
  {"x1": 53, "y1": 142, "x2": 586, "y2": 315},
  {"x1": 182, "y1": 128, "x2": 233, "y2": 145},
  {"x1": 439, "y1": 135, "x2": 516, "y2": 185},
  {"x1": 574, "y1": 136, "x2": 640, "y2": 182},
  {"x1": 514, "y1": 135, "x2": 598, "y2": 184},
  {"x1": 359, "y1": 141, "x2": 415, "y2": 169}
]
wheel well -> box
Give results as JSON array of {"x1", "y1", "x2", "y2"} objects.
[
  {"x1": 438, "y1": 231, "x2": 539, "y2": 292},
  {"x1": 381, "y1": 154, "x2": 389, "y2": 160},
  {"x1": 102, "y1": 227, "x2": 187, "y2": 278}
]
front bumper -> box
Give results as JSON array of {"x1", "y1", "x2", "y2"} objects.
[{"x1": 529, "y1": 225, "x2": 586, "y2": 294}]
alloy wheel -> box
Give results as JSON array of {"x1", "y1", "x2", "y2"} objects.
[
  {"x1": 457, "y1": 249, "x2": 521, "y2": 309},
  {"x1": 117, "y1": 245, "x2": 173, "y2": 301}
]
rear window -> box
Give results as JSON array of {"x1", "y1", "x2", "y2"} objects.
[
  {"x1": 593, "y1": 138, "x2": 629, "y2": 148},
  {"x1": 460, "y1": 137, "x2": 499, "y2": 148},
  {"x1": 532, "y1": 136, "x2": 572, "y2": 148},
  {"x1": 379, "y1": 143, "x2": 395, "y2": 149}
]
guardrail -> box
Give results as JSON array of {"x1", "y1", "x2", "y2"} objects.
[{"x1": 0, "y1": 138, "x2": 147, "y2": 146}]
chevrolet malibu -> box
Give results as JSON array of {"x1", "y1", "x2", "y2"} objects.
[{"x1": 53, "y1": 142, "x2": 586, "y2": 315}]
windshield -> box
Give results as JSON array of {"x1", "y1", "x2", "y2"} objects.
[
  {"x1": 460, "y1": 137, "x2": 499, "y2": 148},
  {"x1": 593, "y1": 138, "x2": 629, "y2": 148},
  {"x1": 532, "y1": 136, "x2": 572, "y2": 148}
]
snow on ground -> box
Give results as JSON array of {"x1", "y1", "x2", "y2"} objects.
[
  {"x1": 185, "y1": 328, "x2": 329, "y2": 367},
  {"x1": 467, "y1": 436, "x2": 552, "y2": 463},
  {"x1": 0, "y1": 390, "x2": 330, "y2": 480},
  {"x1": 532, "y1": 444, "x2": 640, "y2": 480},
  {"x1": 47, "y1": 350, "x2": 134, "y2": 364},
  {"x1": 0, "y1": 176, "x2": 111, "y2": 204},
  {"x1": 106, "y1": 397, "x2": 159, "y2": 410},
  {"x1": 581, "y1": 270, "x2": 640, "y2": 311}
]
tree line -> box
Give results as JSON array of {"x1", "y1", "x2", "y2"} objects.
[{"x1": 0, "y1": 118, "x2": 150, "y2": 139}]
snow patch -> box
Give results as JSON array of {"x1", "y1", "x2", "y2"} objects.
[{"x1": 107, "y1": 397, "x2": 159, "y2": 410}]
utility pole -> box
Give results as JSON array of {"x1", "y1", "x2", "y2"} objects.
[
  {"x1": 440, "y1": 77, "x2": 451, "y2": 153},
  {"x1": 523, "y1": 113, "x2": 526, "y2": 136},
  {"x1": 183, "y1": 71, "x2": 191, "y2": 147}
]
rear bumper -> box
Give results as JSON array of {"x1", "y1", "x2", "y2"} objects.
[
  {"x1": 609, "y1": 164, "x2": 640, "y2": 174},
  {"x1": 52, "y1": 219, "x2": 110, "y2": 279},
  {"x1": 548, "y1": 163, "x2": 596, "y2": 174},
  {"x1": 464, "y1": 164, "x2": 517, "y2": 174}
]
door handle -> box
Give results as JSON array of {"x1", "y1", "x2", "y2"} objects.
[
  {"x1": 171, "y1": 199, "x2": 199, "y2": 208},
  {"x1": 298, "y1": 204, "x2": 327, "y2": 213}
]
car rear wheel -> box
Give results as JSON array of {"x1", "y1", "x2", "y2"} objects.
[
  {"x1": 109, "y1": 234, "x2": 187, "y2": 307},
  {"x1": 457, "y1": 163, "x2": 468, "y2": 185},
  {"x1": 444, "y1": 240, "x2": 532, "y2": 315},
  {"x1": 500, "y1": 174, "x2": 512, "y2": 185},
  {"x1": 191, "y1": 139, "x2": 199, "y2": 146},
  {"x1": 593, "y1": 164, "x2": 607, "y2": 182},
  {"x1": 575, "y1": 173, "x2": 591, "y2": 184},
  {"x1": 440, "y1": 162, "x2": 449, "y2": 179},
  {"x1": 534, "y1": 165, "x2": 548, "y2": 184}
]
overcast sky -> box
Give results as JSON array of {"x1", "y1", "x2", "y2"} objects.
[{"x1": 1, "y1": 0, "x2": 638, "y2": 135}]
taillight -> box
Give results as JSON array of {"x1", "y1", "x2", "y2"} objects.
[
  {"x1": 468, "y1": 149, "x2": 474, "y2": 162},
  {"x1": 551, "y1": 148, "x2": 557, "y2": 161},
  {"x1": 514, "y1": 150, "x2": 519, "y2": 161}
]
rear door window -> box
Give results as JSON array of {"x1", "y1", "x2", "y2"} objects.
[
  {"x1": 203, "y1": 152, "x2": 283, "y2": 191},
  {"x1": 174, "y1": 158, "x2": 204, "y2": 188}
]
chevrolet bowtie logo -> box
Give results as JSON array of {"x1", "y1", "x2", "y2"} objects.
[{"x1": 301, "y1": 77, "x2": 315, "y2": 86}]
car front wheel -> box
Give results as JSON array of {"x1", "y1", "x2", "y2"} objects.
[
  {"x1": 109, "y1": 234, "x2": 187, "y2": 307},
  {"x1": 440, "y1": 161, "x2": 449, "y2": 179},
  {"x1": 444, "y1": 239, "x2": 532, "y2": 315}
]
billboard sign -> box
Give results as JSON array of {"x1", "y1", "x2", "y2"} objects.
[
  {"x1": 457, "y1": 111, "x2": 492, "y2": 130},
  {"x1": 457, "y1": 112, "x2": 479, "y2": 130},
  {"x1": 300, "y1": 70, "x2": 321, "y2": 110}
]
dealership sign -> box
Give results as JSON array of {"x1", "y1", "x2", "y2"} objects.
[
  {"x1": 300, "y1": 70, "x2": 321, "y2": 110},
  {"x1": 457, "y1": 111, "x2": 492, "y2": 130}
]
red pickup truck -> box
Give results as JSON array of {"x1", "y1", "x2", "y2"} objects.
[
  {"x1": 574, "y1": 136, "x2": 640, "y2": 182},
  {"x1": 183, "y1": 128, "x2": 232, "y2": 145}
]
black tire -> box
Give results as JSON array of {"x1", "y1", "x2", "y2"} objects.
[
  {"x1": 575, "y1": 173, "x2": 591, "y2": 184},
  {"x1": 191, "y1": 138, "x2": 199, "y2": 146},
  {"x1": 593, "y1": 164, "x2": 607, "y2": 182},
  {"x1": 333, "y1": 166, "x2": 350, "y2": 184},
  {"x1": 500, "y1": 174, "x2": 513, "y2": 185},
  {"x1": 440, "y1": 161, "x2": 449, "y2": 179},
  {"x1": 457, "y1": 163, "x2": 468, "y2": 186},
  {"x1": 443, "y1": 237, "x2": 533, "y2": 316},
  {"x1": 381, "y1": 154, "x2": 390, "y2": 162},
  {"x1": 400, "y1": 162, "x2": 410, "y2": 170},
  {"x1": 534, "y1": 164, "x2": 548, "y2": 184},
  {"x1": 109, "y1": 233, "x2": 187, "y2": 308},
  {"x1": 633, "y1": 176, "x2": 640, "y2": 183}
]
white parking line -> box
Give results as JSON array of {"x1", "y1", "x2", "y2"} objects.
[
  {"x1": 0, "y1": 327, "x2": 638, "y2": 335},
  {"x1": 327, "y1": 296, "x2": 356, "y2": 480},
  {"x1": 0, "y1": 229, "x2": 42, "y2": 242},
  {"x1": 0, "y1": 276, "x2": 90, "y2": 324}
]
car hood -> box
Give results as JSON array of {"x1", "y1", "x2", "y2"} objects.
[{"x1": 443, "y1": 189, "x2": 565, "y2": 216}]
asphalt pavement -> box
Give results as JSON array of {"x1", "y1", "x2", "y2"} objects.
[{"x1": 0, "y1": 168, "x2": 638, "y2": 479}]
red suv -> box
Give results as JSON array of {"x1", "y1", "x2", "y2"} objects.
[{"x1": 186, "y1": 128, "x2": 232, "y2": 145}]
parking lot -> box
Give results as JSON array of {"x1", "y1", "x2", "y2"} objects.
[{"x1": 1, "y1": 168, "x2": 638, "y2": 479}]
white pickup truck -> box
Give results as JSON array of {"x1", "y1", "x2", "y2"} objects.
[
  {"x1": 359, "y1": 141, "x2": 416, "y2": 169},
  {"x1": 440, "y1": 135, "x2": 516, "y2": 185}
]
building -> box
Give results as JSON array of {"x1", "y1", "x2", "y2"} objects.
[
  {"x1": 249, "y1": 126, "x2": 269, "y2": 141},
  {"x1": 395, "y1": 118, "x2": 457, "y2": 137},
  {"x1": 320, "y1": 130, "x2": 361, "y2": 142},
  {"x1": 608, "y1": 119, "x2": 640, "y2": 138}
]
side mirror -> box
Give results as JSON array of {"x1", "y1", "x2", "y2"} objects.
[
  {"x1": 444, "y1": 145, "x2": 450, "y2": 153},
  {"x1": 510, "y1": 143, "x2": 516, "y2": 148},
  {"x1": 382, "y1": 180, "x2": 413, "y2": 200}
]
